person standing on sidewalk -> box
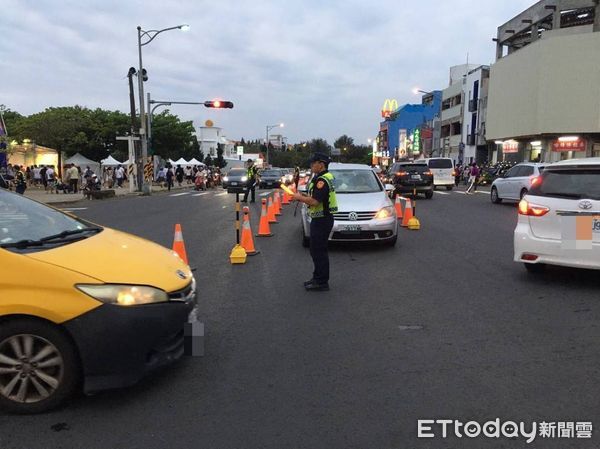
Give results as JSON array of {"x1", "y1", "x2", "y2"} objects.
[
  {"x1": 14, "y1": 166, "x2": 27, "y2": 195},
  {"x1": 466, "y1": 162, "x2": 480, "y2": 194},
  {"x1": 291, "y1": 153, "x2": 338, "y2": 292}
]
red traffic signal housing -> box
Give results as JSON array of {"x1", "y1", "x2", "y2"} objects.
[{"x1": 204, "y1": 100, "x2": 234, "y2": 109}]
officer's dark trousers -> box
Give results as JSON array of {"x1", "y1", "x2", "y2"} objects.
[
  {"x1": 242, "y1": 183, "x2": 255, "y2": 202},
  {"x1": 309, "y1": 216, "x2": 334, "y2": 284}
]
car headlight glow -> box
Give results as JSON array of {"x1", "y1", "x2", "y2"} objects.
[
  {"x1": 241, "y1": 176, "x2": 248, "y2": 182},
  {"x1": 375, "y1": 206, "x2": 395, "y2": 220},
  {"x1": 76, "y1": 284, "x2": 169, "y2": 306},
  {"x1": 223, "y1": 176, "x2": 229, "y2": 182}
]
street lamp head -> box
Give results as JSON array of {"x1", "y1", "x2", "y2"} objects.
[
  {"x1": 179, "y1": 24, "x2": 190, "y2": 31},
  {"x1": 279, "y1": 123, "x2": 284, "y2": 128},
  {"x1": 412, "y1": 87, "x2": 420, "y2": 95}
]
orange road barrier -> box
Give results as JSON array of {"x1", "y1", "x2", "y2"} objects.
[
  {"x1": 257, "y1": 198, "x2": 273, "y2": 237},
  {"x1": 394, "y1": 195, "x2": 403, "y2": 219},
  {"x1": 401, "y1": 198, "x2": 414, "y2": 227},
  {"x1": 267, "y1": 196, "x2": 278, "y2": 224},
  {"x1": 172, "y1": 223, "x2": 188, "y2": 264},
  {"x1": 240, "y1": 206, "x2": 258, "y2": 255}
]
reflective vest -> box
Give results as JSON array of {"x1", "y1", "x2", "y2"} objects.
[
  {"x1": 308, "y1": 172, "x2": 338, "y2": 218},
  {"x1": 247, "y1": 165, "x2": 257, "y2": 180}
]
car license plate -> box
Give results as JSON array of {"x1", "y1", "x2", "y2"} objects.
[
  {"x1": 341, "y1": 225, "x2": 361, "y2": 233},
  {"x1": 593, "y1": 217, "x2": 600, "y2": 233},
  {"x1": 230, "y1": 182, "x2": 237, "y2": 186},
  {"x1": 411, "y1": 175, "x2": 421, "y2": 180}
]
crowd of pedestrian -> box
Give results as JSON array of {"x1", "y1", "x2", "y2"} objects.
[{"x1": 156, "y1": 164, "x2": 221, "y2": 191}]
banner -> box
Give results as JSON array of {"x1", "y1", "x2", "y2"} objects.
[{"x1": 553, "y1": 139, "x2": 586, "y2": 152}]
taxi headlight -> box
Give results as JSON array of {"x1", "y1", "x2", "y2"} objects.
[
  {"x1": 76, "y1": 284, "x2": 169, "y2": 306},
  {"x1": 241, "y1": 176, "x2": 248, "y2": 182},
  {"x1": 375, "y1": 206, "x2": 395, "y2": 220}
]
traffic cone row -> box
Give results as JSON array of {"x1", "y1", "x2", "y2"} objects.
[
  {"x1": 257, "y1": 198, "x2": 273, "y2": 237},
  {"x1": 240, "y1": 206, "x2": 258, "y2": 255}
]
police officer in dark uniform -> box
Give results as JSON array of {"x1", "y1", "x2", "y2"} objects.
[
  {"x1": 242, "y1": 159, "x2": 259, "y2": 203},
  {"x1": 291, "y1": 153, "x2": 338, "y2": 291}
]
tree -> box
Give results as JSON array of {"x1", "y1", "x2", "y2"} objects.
[
  {"x1": 150, "y1": 110, "x2": 196, "y2": 160},
  {"x1": 204, "y1": 154, "x2": 213, "y2": 166},
  {"x1": 334, "y1": 135, "x2": 354, "y2": 151},
  {"x1": 215, "y1": 144, "x2": 227, "y2": 169}
]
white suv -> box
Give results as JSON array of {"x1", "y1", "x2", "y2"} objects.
[
  {"x1": 514, "y1": 158, "x2": 600, "y2": 273},
  {"x1": 491, "y1": 163, "x2": 546, "y2": 203}
]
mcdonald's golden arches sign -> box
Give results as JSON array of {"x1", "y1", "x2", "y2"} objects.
[{"x1": 381, "y1": 99, "x2": 399, "y2": 118}]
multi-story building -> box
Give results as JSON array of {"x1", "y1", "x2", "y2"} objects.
[
  {"x1": 487, "y1": 0, "x2": 600, "y2": 162},
  {"x1": 462, "y1": 65, "x2": 492, "y2": 164},
  {"x1": 439, "y1": 64, "x2": 482, "y2": 163},
  {"x1": 378, "y1": 91, "x2": 441, "y2": 164}
]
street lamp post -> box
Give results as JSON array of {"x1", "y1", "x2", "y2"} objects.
[
  {"x1": 265, "y1": 123, "x2": 284, "y2": 166},
  {"x1": 137, "y1": 24, "x2": 189, "y2": 193}
]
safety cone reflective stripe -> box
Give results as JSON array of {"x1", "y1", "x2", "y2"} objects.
[
  {"x1": 274, "y1": 191, "x2": 282, "y2": 215},
  {"x1": 401, "y1": 198, "x2": 413, "y2": 227},
  {"x1": 172, "y1": 223, "x2": 188, "y2": 264},
  {"x1": 241, "y1": 207, "x2": 258, "y2": 255},
  {"x1": 257, "y1": 198, "x2": 273, "y2": 237},
  {"x1": 394, "y1": 195, "x2": 403, "y2": 219},
  {"x1": 267, "y1": 196, "x2": 278, "y2": 224}
]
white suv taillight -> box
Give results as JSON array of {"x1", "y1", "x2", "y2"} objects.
[{"x1": 518, "y1": 199, "x2": 550, "y2": 217}]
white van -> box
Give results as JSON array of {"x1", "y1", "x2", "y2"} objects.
[{"x1": 424, "y1": 158, "x2": 455, "y2": 190}]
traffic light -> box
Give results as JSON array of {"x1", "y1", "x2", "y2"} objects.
[
  {"x1": 141, "y1": 68, "x2": 148, "y2": 82},
  {"x1": 204, "y1": 100, "x2": 234, "y2": 109}
]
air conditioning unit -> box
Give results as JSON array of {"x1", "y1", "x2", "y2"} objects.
[{"x1": 468, "y1": 99, "x2": 478, "y2": 112}]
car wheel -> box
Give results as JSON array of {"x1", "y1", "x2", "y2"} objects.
[
  {"x1": 491, "y1": 187, "x2": 502, "y2": 204},
  {"x1": 524, "y1": 263, "x2": 545, "y2": 274},
  {"x1": 446, "y1": 186, "x2": 453, "y2": 191},
  {"x1": 301, "y1": 226, "x2": 310, "y2": 248},
  {"x1": 520, "y1": 188, "x2": 528, "y2": 200},
  {"x1": 0, "y1": 318, "x2": 80, "y2": 414},
  {"x1": 425, "y1": 190, "x2": 433, "y2": 199}
]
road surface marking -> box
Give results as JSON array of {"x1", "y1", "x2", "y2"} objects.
[
  {"x1": 192, "y1": 192, "x2": 210, "y2": 196},
  {"x1": 435, "y1": 191, "x2": 450, "y2": 195},
  {"x1": 476, "y1": 191, "x2": 489, "y2": 195},
  {"x1": 170, "y1": 192, "x2": 191, "y2": 197},
  {"x1": 215, "y1": 192, "x2": 228, "y2": 196},
  {"x1": 455, "y1": 191, "x2": 467, "y2": 195},
  {"x1": 260, "y1": 192, "x2": 271, "y2": 197},
  {"x1": 61, "y1": 207, "x2": 88, "y2": 211}
]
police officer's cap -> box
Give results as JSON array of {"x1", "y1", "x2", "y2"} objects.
[{"x1": 309, "y1": 152, "x2": 331, "y2": 165}]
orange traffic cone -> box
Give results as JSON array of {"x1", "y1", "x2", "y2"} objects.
[
  {"x1": 394, "y1": 195, "x2": 403, "y2": 220},
  {"x1": 241, "y1": 207, "x2": 259, "y2": 255},
  {"x1": 257, "y1": 198, "x2": 273, "y2": 237},
  {"x1": 282, "y1": 189, "x2": 291, "y2": 205},
  {"x1": 267, "y1": 196, "x2": 278, "y2": 224},
  {"x1": 172, "y1": 223, "x2": 188, "y2": 264},
  {"x1": 274, "y1": 191, "x2": 282, "y2": 216},
  {"x1": 401, "y1": 198, "x2": 414, "y2": 227}
]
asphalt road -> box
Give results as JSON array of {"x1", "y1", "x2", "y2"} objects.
[{"x1": 2, "y1": 186, "x2": 599, "y2": 449}]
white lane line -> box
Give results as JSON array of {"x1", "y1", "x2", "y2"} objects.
[
  {"x1": 62, "y1": 207, "x2": 88, "y2": 211},
  {"x1": 476, "y1": 191, "x2": 489, "y2": 195},
  {"x1": 215, "y1": 192, "x2": 228, "y2": 196},
  {"x1": 170, "y1": 192, "x2": 191, "y2": 197},
  {"x1": 435, "y1": 191, "x2": 450, "y2": 195},
  {"x1": 455, "y1": 191, "x2": 467, "y2": 195},
  {"x1": 192, "y1": 192, "x2": 210, "y2": 196}
]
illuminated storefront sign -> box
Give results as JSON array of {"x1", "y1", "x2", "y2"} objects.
[
  {"x1": 503, "y1": 140, "x2": 519, "y2": 153},
  {"x1": 381, "y1": 99, "x2": 399, "y2": 118},
  {"x1": 412, "y1": 129, "x2": 421, "y2": 154},
  {"x1": 552, "y1": 138, "x2": 586, "y2": 152}
]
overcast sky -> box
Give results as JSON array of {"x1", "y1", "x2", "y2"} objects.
[{"x1": 2, "y1": 0, "x2": 533, "y2": 145}]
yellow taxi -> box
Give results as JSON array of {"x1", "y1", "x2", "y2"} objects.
[{"x1": 0, "y1": 188, "x2": 198, "y2": 413}]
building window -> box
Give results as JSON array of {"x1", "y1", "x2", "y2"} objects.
[
  {"x1": 593, "y1": 143, "x2": 600, "y2": 158},
  {"x1": 451, "y1": 122, "x2": 461, "y2": 135}
]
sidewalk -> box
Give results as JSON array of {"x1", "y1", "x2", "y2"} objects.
[{"x1": 22, "y1": 182, "x2": 195, "y2": 204}]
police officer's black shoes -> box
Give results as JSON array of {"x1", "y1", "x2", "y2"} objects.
[
  {"x1": 305, "y1": 281, "x2": 329, "y2": 291},
  {"x1": 303, "y1": 279, "x2": 314, "y2": 287}
]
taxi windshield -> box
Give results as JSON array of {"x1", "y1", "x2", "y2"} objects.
[
  {"x1": 329, "y1": 169, "x2": 382, "y2": 193},
  {"x1": 0, "y1": 190, "x2": 100, "y2": 250}
]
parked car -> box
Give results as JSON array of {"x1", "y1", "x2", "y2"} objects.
[
  {"x1": 222, "y1": 168, "x2": 248, "y2": 193},
  {"x1": 388, "y1": 162, "x2": 434, "y2": 199},
  {"x1": 423, "y1": 157, "x2": 455, "y2": 190},
  {"x1": 259, "y1": 169, "x2": 285, "y2": 188},
  {"x1": 514, "y1": 157, "x2": 600, "y2": 273},
  {"x1": 0, "y1": 189, "x2": 198, "y2": 413},
  {"x1": 491, "y1": 162, "x2": 546, "y2": 203},
  {"x1": 300, "y1": 163, "x2": 397, "y2": 246}
]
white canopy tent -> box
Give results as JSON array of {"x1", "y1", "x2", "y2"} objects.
[
  {"x1": 187, "y1": 158, "x2": 205, "y2": 166},
  {"x1": 100, "y1": 155, "x2": 125, "y2": 166},
  {"x1": 65, "y1": 153, "x2": 101, "y2": 175},
  {"x1": 173, "y1": 157, "x2": 190, "y2": 166}
]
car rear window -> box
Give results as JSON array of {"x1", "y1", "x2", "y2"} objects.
[
  {"x1": 530, "y1": 168, "x2": 600, "y2": 200},
  {"x1": 396, "y1": 164, "x2": 429, "y2": 174},
  {"x1": 428, "y1": 159, "x2": 453, "y2": 169}
]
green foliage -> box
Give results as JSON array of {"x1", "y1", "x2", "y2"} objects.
[
  {"x1": 204, "y1": 154, "x2": 213, "y2": 166},
  {"x1": 215, "y1": 144, "x2": 227, "y2": 169},
  {"x1": 149, "y1": 110, "x2": 197, "y2": 160}
]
